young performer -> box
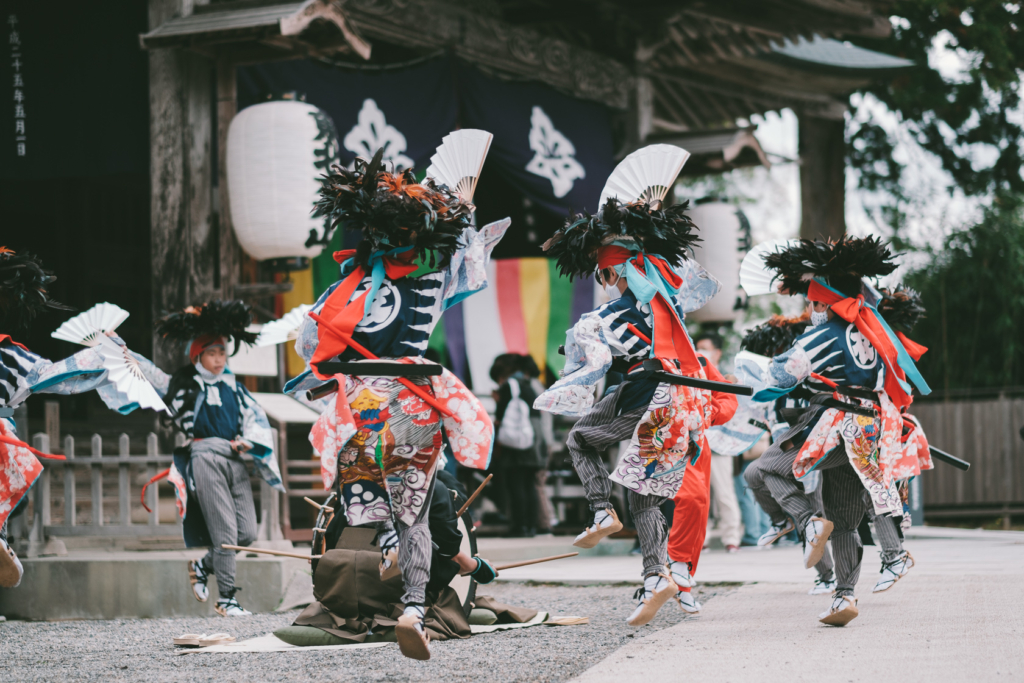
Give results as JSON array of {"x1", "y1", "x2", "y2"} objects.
[
  {"x1": 664, "y1": 350, "x2": 737, "y2": 613},
  {"x1": 737, "y1": 312, "x2": 837, "y2": 595},
  {"x1": 287, "y1": 148, "x2": 507, "y2": 659},
  {"x1": 0, "y1": 248, "x2": 151, "y2": 588},
  {"x1": 743, "y1": 236, "x2": 931, "y2": 625},
  {"x1": 865, "y1": 286, "x2": 932, "y2": 592},
  {"x1": 535, "y1": 144, "x2": 729, "y2": 627},
  {"x1": 138, "y1": 301, "x2": 284, "y2": 617}
]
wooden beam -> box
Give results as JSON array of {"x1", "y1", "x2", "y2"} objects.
[
  {"x1": 216, "y1": 56, "x2": 240, "y2": 299},
  {"x1": 798, "y1": 113, "x2": 846, "y2": 240},
  {"x1": 149, "y1": 0, "x2": 218, "y2": 368}
]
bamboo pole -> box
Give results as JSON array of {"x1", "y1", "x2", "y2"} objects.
[
  {"x1": 456, "y1": 473, "x2": 493, "y2": 518},
  {"x1": 304, "y1": 496, "x2": 334, "y2": 513},
  {"x1": 222, "y1": 544, "x2": 319, "y2": 560},
  {"x1": 493, "y1": 552, "x2": 578, "y2": 572}
]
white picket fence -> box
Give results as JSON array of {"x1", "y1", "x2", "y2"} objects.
[{"x1": 24, "y1": 430, "x2": 282, "y2": 542}]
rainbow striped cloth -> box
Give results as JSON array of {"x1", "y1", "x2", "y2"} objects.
[{"x1": 430, "y1": 258, "x2": 599, "y2": 393}]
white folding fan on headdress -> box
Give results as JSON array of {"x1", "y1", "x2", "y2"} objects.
[
  {"x1": 598, "y1": 144, "x2": 691, "y2": 209},
  {"x1": 425, "y1": 129, "x2": 493, "y2": 203},
  {"x1": 739, "y1": 239, "x2": 802, "y2": 297},
  {"x1": 51, "y1": 302, "x2": 130, "y2": 347},
  {"x1": 254, "y1": 304, "x2": 312, "y2": 347},
  {"x1": 95, "y1": 336, "x2": 168, "y2": 413}
]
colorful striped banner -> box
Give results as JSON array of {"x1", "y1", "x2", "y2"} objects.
[
  {"x1": 312, "y1": 254, "x2": 598, "y2": 393},
  {"x1": 457, "y1": 258, "x2": 598, "y2": 393}
]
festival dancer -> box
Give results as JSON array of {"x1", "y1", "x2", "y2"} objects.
[
  {"x1": 712, "y1": 312, "x2": 839, "y2": 596},
  {"x1": 0, "y1": 248, "x2": 156, "y2": 588},
  {"x1": 137, "y1": 301, "x2": 284, "y2": 617},
  {"x1": 663, "y1": 349, "x2": 737, "y2": 613},
  {"x1": 743, "y1": 236, "x2": 931, "y2": 626},
  {"x1": 287, "y1": 148, "x2": 506, "y2": 660},
  {"x1": 535, "y1": 144, "x2": 731, "y2": 627},
  {"x1": 864, "y1": 286, "x2": 933, "y2": 592}
]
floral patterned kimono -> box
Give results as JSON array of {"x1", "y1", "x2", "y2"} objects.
[
  {"x1": 754, "y1": 316, "x2": 910, "y2": 520},
  {"x1": 287, "y1": 220, "x2": 508, "y2": 527},
  {"x1": 535, "y1": 260, "x2": 722, "y2": 497}
]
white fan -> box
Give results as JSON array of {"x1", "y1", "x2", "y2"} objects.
[
  {"x1": 425, "y1": 129, "x2": 493, "y2": 203},
  {"x1": 51, "y1": 303, "x2": 130, "y2": 347},
  {"x1": 96, "y1": 336, "x2": 168, "y2": 413},
  {"x1": 598, "y1": 144, "x2": 690, "y2": 209},
  {"x1": 255, "y1": 304, "x2": 312, "y2": 347},
  {"x1": 739, "y1": 239, "x2": 802, "y2": 296}
]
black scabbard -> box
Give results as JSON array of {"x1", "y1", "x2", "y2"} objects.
[
  {"x1": 929, "y1": 447, "x2": 971, "y2": 471},
  {"x1": 638, "y1": 360, "x2": 752, "y2": 396},
  {"x1": 306, "y1": 379, "x2": 339, "y2": 402}
]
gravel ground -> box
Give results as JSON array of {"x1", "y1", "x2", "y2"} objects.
[{"x1": 1, "y1": 582, "x2": 736, "y2": 683}]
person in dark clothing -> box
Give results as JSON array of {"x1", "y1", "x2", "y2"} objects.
[
  {"x1": 491, "y1": 354, "x2": 547, "y2": 538},
  {"x1": 323, "y1": 468, "x2": 497, "y2": 593}
]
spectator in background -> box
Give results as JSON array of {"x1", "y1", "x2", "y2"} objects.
[
  {"x1": 516, "y1": 355, "x2": 558, "y2": 534},
  {"x1": 491, "y1": 354, "x2": 546, "y2": 538},
  {"x1": 694, "y1": 332, "x2": 744, "y2": 553},
  {"x1": 735, "y1": 434, "x2": 772, "y2": 545}
]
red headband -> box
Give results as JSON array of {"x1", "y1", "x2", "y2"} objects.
[
  {"x1": 189, "y1": 334, "x2": 226, "y2": 361},
  {"x1": 596, "y1": 245, "x2": 634, "y2": 271}
]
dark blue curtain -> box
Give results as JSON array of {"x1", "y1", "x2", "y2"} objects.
[
  {"x1": 458, "y1": 63, "x2": 614, "y2": 216},
  {"x1": 237, "y1": 57, "x2": 459, "y2": 170}
]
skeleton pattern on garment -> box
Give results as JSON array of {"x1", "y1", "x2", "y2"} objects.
[
  {"x1": 609, "y1": 362, "x2": 714, "y2": 497},
  {"x1": 310, "y1": 359, "x2": 492, "y2": 526}
]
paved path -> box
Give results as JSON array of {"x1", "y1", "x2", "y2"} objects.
[{"x1": 558, "y1": 530, "x2": 1024, "y2": 683}]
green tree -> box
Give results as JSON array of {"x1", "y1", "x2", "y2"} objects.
[
  {"x1": 847, "y1": 1, "x2": 1024, "y2": 239},
  {"x1": 906, "y1": 198, "x2": 1024, "y2": 392}
]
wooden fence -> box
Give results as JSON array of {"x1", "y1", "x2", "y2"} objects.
[
  {"x1": 17, "y1": 430, "x2": 283, "y2": 546},
  {"x1": 913, "y1": 397, "x2": 1024, "y2": 520}
]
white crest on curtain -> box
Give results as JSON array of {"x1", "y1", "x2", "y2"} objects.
[
  {"x1": 525, "y1": 106, "x2": 586, "y2": 199},
  {"x1": 343, "y1": 99, "x2": 414, "y2": 170}
]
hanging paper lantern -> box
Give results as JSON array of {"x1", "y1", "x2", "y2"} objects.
[
  {"x1": 686, "y1": 200, "x2": 752, "y2": 323},
  {"x1": 226, "y1": 99, "x2": 340, "y2": 267}
]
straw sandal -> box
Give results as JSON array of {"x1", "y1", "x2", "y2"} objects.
[
  {"x1": 173, "y1": 634, "x2": 206, "y2": 647},
  {"x1": 573, "y1": 508, "x2": 623, "y2": 549},
  {"x1": 198, "y1": 633, "x2": 236, "y2": 647}
]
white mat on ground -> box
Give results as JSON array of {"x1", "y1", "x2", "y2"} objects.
[
  {"x1": 180, "y1": 613, "x2": 587, "y2": 654},
  {"x1": 179, "y1": 634, "x2": 389, "y2": 655},
  {"x1": 471, "y1": 613, "x2": 588, "y2": 633}
]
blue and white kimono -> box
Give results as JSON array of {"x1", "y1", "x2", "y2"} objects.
[
  {"x1": 135, "y1": 359, "x2": 284, "y2": 547},
  {"x1": 1, "y1": 335, "x2": 144, "y2": 536}
]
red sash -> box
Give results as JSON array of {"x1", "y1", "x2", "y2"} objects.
[
  {"x1": 0, "y1": 334, "x2": 29, "y2": 352},
  {"x1": 309, "y1": 249, "x2": 418, "y2": 377},
  {"x1": 807, "y1": 281, "x2": 920, "y2": 409}
]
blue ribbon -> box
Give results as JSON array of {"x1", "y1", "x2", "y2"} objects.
[
  {"x1": 623, "y1": 254, "x2": 688, "y2": 358},
  {"x1": 338, "y1": 245, "x2": 415, "y2": 318},
  {"x1": 814, "y1": 278, "x2": 931, "y2": 396}
]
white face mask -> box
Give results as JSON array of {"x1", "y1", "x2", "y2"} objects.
[
  {"x1": 603, "y1": 283, "x2": 621, "y2": 300},
  {"x1": 811, "y1": 310, "x2": 829, "y2": 327}
]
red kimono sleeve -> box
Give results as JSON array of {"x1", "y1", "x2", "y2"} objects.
[{"x1": 699, "y1": 354, "x2": 738, "y2": 426}]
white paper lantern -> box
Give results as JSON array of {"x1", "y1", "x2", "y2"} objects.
[
  {"x1": 686, "y1": 201, "x2": 751, "y2": 323},
  {"x1": 227, "y1": 100, "x2": 339, "y2": 262}
]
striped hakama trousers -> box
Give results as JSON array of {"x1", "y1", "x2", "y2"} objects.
[{"x1": 566, "y1": 383, "x2": 673, "y2": 578}]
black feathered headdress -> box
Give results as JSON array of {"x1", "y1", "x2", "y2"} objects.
[
  {"x1": 542, "y1": 197, "x2": 700, "y2": 280},
  {"x1": 875, "y1": 286, "x2": 925, "y2": 334},
  {"x1": 310, "y1": 148, "x2": 474, "y2": 270},
  {"x1": 155, "y1": 300, "x2": 257, "y2": 357},
  {"x1": 762, "y1": 236, "x2": 897, "y2": 297},
  {"x1": 0, "y1": 247, "x2": 74, "y2": 333},
  {"x1": 741, "y1": 312, "x2": 811, "y2": 357}
]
